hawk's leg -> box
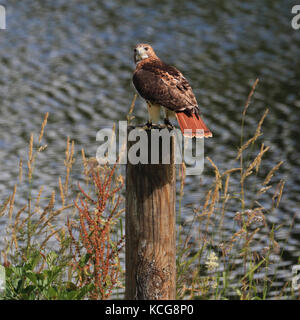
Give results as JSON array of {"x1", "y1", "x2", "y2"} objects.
[
  {"x1": 164, "y1": 108, "x2": 174, "y2": 129},
  {"x1": 143, "y1": 102, "x2": 152, "y2": 129},
  {"x1": 143, "y1": 102, "x2": 159, "y2": 129}
]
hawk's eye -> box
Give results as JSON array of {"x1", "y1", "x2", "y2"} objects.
[
  {"x1": 134, "y1": 48, "x2": 137, "y2": 53},
  {"x1": 145, "y1": 47, "x2": 149, "y2": 51}
]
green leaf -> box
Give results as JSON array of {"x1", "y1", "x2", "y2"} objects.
[
  {"x1": 26, "y1": 271, "x2": 38, "y2": 286},
  {"x1": 23, "y1": 285, "x2": 36, "y2": 295},
  {"x1": 46, "y1": 251, "x2": 58, "y2": 267},
  {"x1": 79, "y1": 253, "x2": 91, "y2": 268},
  {"x1": 16, "y1": 279, "x2": 24, "y2": 292},
  {"x1": 47, "y1": 286, "x2": 57, "y2": 299},
  {"x1": 14, "y1": 267, "x2": 24, "y2": 278}
]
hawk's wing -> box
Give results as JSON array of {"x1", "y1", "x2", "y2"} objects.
[{"x1": 133, "y1": 61, "x2": 198, "y2": 114}]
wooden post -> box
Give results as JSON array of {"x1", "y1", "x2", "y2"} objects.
[{"x1": 125, "y1": 126, "x2": 176, "y2": 300}]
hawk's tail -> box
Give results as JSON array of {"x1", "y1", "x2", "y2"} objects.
[{"x1": 175, "y1": 111, "x2": 212, "y2": 138}]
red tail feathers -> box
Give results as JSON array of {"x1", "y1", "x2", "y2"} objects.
[{"x1": 175, "y1": 112, "x2": 212, "y2": 138}]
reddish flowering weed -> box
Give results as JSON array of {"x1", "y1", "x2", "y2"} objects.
[{"x1": 68, "y1": 164, "x2": 124, "y2": 299}]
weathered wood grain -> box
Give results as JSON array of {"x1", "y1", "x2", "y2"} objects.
[{"x1": 125, "y1": 126, "x2": 176, "y2": 300}]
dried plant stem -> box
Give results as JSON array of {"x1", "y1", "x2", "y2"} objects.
[
  {"x1": 38, "y1": 112, "x2": 49, "y2": 145},
  {"x1": 127, "y1": 94, "x2": 137, "y2": 124}
]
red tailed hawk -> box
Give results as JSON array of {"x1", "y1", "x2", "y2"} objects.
[{"x1": 132, "y1": 43, "x2": 212, "y2": 138}]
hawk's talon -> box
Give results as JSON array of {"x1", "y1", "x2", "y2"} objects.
[
  {"x1": 142, "y1": 121, "x2": 153, "y2": 130},
  {"x1": 164, "y1": 118, "x2": 174, "y2": 129}
]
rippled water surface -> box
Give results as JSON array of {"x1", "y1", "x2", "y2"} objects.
[{"x1": 0, "y1": 0, "x2": 300, "y2": 298}]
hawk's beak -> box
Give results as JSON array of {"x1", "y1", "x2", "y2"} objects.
[
  {"x1": 135, "y1": 53, "x2": 141, "y2": 63},
  {"x1": 134, "y1": 48, "x2": 148, "y2": 63}
]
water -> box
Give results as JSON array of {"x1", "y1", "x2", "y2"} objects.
[{"x1": 0, "y1": 0, "x2": 299, "y2": 298}]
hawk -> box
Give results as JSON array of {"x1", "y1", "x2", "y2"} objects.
[{"x1": 132, "y1": 43, "x2": 212, "y2": 138}]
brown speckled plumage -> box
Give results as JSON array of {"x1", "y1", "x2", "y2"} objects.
[{"x1": 133, "y1": 43, "x2": 212, "y2": 138}]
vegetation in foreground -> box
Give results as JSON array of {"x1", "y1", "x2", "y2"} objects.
[{"x1": 0, "y1": 80, "x2": 298, "y2": 300}]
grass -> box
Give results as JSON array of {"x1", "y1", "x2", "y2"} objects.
[
  {"x1": 176, "y1": 79, "x2": 296, "y2": 300},
  {"x1": 0, "y1": 114, "x2": 125, "y2": 300},
  {"x1": 0, "y1": 80, "x2": 298, "y2": 300}
]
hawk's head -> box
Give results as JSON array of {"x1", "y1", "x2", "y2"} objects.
[{"x1": 134, "y1": 43, "x2": 157, "y2": 64}]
